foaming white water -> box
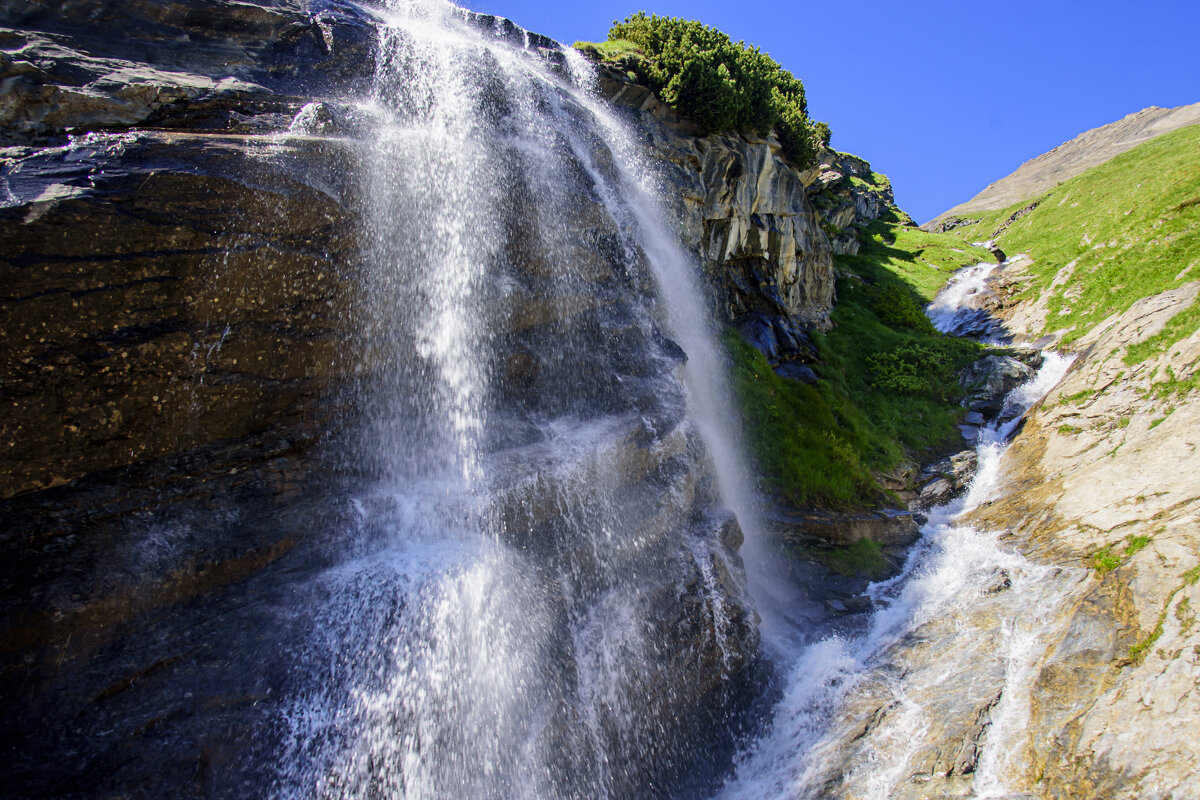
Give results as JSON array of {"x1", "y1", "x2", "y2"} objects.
[
  {"x1": 926, "y1": 261, "x2": 998, "y2": 335},
  {"x1": 716, "y1": 297, "x2": 1074, "y2": 798},
  {"x1": 269, "y1": 2, "x2": 771, "y2": 796}
]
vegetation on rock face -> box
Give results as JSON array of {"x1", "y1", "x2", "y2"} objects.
[
  {"x1": 726, "y1": 216, "x2": 988, "y2": 508},
  {"x1": 1126, "y1": 564, "x2": 1200, "y2": 666},
  {"x1": 943, "y1": 124, "x2": 1200, "y2": 354},
  {"x1": 1091, "y1": 534, "x2": 1152, "y2": 574},
  {"x1": 575, "y1": 13, "x2": 829, "y2": 167}
]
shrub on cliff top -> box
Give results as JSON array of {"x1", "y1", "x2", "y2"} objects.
[{"x1": 589, "y1": 12, "x2": 829, "y2": 168}]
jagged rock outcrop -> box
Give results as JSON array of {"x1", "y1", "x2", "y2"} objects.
[
  {"x1": 0, "y1": 0, "x2": 380, "y2": 143},
  {"x1": 595, "y1": 72, "x2": 912, "y2": 371},
  {"x1": 807, "y1": 148, "x2": 909, "y2": 255},
  {"x1": 599, "y1": 71, "x2": 837, "y2": 371},
  {"x1": 960, "y1": 354, "x2": 1035, "y2": 414}
]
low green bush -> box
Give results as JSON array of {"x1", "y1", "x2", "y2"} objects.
[
  {"x1": 583, "y1": 13, "x2": 829, "y2": 168},
  {"x1": 870, "y1": 282, "x2": 938, "y2": 334}
]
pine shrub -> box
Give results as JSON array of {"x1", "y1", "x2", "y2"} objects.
[{"x1": 604, "y1": 13, "x2": 829, "y2": 168}]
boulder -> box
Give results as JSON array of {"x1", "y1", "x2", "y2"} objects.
[
  {"x1": 959, "y1": 355, "x2": 1035, "y2": 414},
  {"x1": 912, "y1": 450, "x2": 978, "y2": 509},
  {"x1": 916, "y1": 477, "x2": 956, "y2": 508}
]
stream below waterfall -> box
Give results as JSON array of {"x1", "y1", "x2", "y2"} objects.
[{"x1": 714, "y1": 263, "x2": 1075, "y2": 799}]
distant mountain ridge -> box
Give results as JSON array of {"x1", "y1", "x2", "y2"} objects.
[{"x1": 926, "y1": 101, "x2": 1200, "y2": 229}]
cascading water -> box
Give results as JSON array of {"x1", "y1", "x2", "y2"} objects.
[
  {"x1": 925, "y1": 262, "x2": 1001, "y2": 337},
  {"x1": 713, "y1": 269, "x2": 1076, "y2": 799},
  {"x1": 263, "y1": 2, "x2": 765, "y2": 797}
]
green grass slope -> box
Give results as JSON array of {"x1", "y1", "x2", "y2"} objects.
[
  {"x1": 947, "y1": 124, "x2": 1200, "y2": 353},
  {"x1": 726, "y1": 214, "x2": 992, "y2": 508}
]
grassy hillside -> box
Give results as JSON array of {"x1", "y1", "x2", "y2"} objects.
[
  {"x1": 726, "y1": 215, "x2": 992, "y2": 508},
  {"x1": 945, "y1": 124, "x2": 1200, "y2": 353}
]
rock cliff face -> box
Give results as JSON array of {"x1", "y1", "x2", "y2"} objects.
[
  {"x1": 596, "y1": 70, "x2": 902, "y2": 371},
  {"x1": 1, "y1": 16, "x2": 376, "y2": 774},
  {"x1": 0, "y1": 4, "x2": 779, "y2": 796}
]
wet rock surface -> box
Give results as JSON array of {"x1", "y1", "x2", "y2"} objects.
[
  {"x1": 769, "y1": 506, "x2": 921, "y2": 549},
  {"x1": 960, "y1": 354, "x2": 1035, "y2": 414},
  {"x1": 0, "y1": 0, "x2": 380, "y2": 142},
  {"x1": 0, "y1": 5, "x2": 768, "y2": 797}
]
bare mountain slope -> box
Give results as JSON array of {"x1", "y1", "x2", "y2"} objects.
[{"x1": 926, "y1": 101, "x2": 1200, "y2": 228}]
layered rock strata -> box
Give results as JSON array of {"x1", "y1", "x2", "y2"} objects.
[{"x1": 598, "y1": 70, "x2": 839, "y2": 371}]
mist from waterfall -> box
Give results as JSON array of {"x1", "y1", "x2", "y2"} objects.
[{"x1": 265, "y1": 1, "x2": 771, "y2": 797}]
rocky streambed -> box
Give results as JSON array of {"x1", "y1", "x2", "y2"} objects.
[{"x1": 713, "y1": 253, "x2": 1200, "y2": 799}]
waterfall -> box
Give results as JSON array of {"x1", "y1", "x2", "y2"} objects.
[{"x1": 263, "y1": 2, "x2": 763, "y2": 796}]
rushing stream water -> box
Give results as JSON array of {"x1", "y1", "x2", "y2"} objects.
[{"x1": 714, "y1": 262, "x2": 1075, "y2": 798}]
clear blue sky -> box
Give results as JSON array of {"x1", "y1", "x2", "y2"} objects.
[{"x1": 461, "y1": 0, "x2": 1200, "y2": 223}]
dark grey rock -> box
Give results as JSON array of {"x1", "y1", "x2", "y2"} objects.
[
  {"x1": 960, "y1": 355, "x2": 1035, "y2": 415},
  {"x1": 917, "y1": 477, "x2": 956, "y2": 508},
  {"x1": 774, "y1": 361, "x2": 818, "y2": 383},
  {"x1": 0, "y1": 4, "x2": 768, "y2": 796},
  {"x1": 770, "y1": 506, "x2": 921, "y2": 547}
]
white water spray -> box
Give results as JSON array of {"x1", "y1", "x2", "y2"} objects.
[{"x1": 267, "y1": 3, "x2": 769, "y2": 796}]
